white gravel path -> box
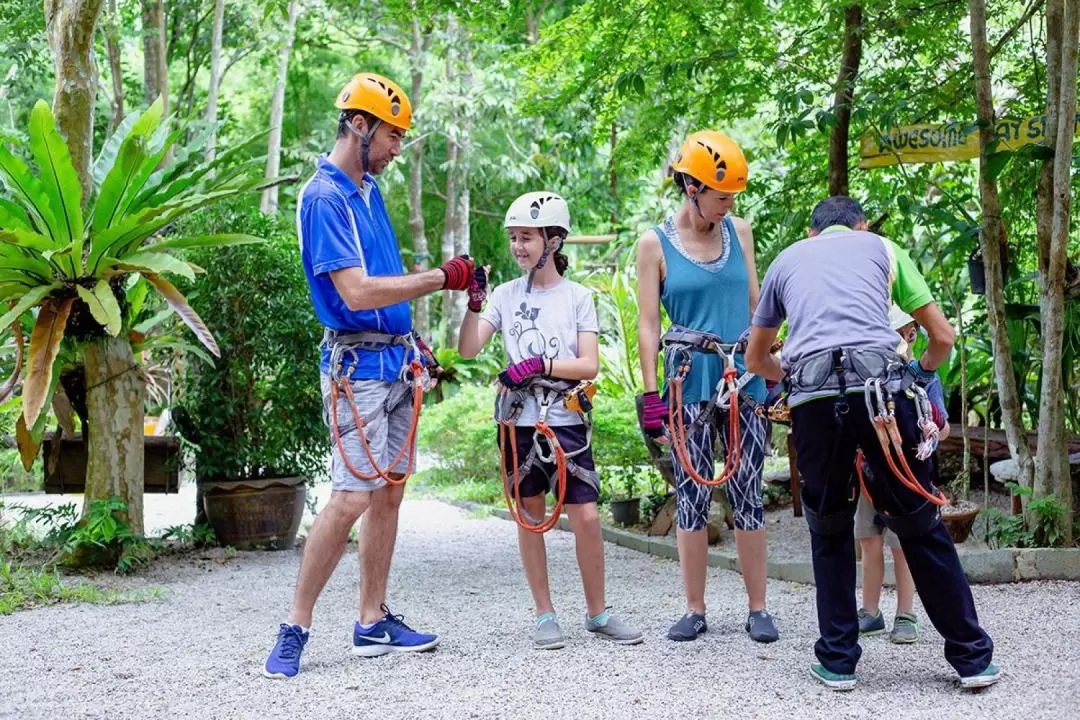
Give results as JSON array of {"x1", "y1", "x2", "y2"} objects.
[{"x1": 2, "y1": 497, "x2": 1078, "y2": 720}]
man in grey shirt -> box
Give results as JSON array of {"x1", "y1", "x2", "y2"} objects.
[{"x1": 745, "y1": 196, "x2": 998, "y2": 692}]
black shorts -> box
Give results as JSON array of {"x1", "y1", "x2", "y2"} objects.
[{"x1": 498, "y1": 424, "x2": 599, "y2": 505}]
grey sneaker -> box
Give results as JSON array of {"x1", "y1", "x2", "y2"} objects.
[
  {"x1": 890, "y1": 612, "x2": 919, "y2": 644},
  {"x1": 585, "y1": 611, "x2": 643, "y2": 645},
  {"x1": 667, "y1": 611, "x2": 707, "y2": 641},
  {"x1": 745, "y1": 610, "x2": 780, "y2": 643},
  {"x1": 959, "y1": 662, "x2": 1001, "y2": 690},
  {"x1": 858, "y1": 608, "x2": 886, "y2": 636},
  {"x1": 533, "y1": 613, "x2": 565, "y2": 650}
]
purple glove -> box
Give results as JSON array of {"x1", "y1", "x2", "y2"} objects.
[
  {"x1": 498, "y1": 356, "x2": 545, "y2": 389},
  {"x1": 642, "y1": 391, "x2": 668, "y2": 439},
  {"x1": 467, "y1": 265, "x2": 488, "y2": 313}
]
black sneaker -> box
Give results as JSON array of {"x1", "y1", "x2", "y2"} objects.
[
  {"x1": 667, "y1": 611, "x2": 707, "y2": 641},
  {"x1": 745, "y1": 610, "x2": 780, "y2": 643}
]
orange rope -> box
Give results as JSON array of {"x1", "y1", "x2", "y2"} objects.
[
  {"x1": 329, "y1": 359, "x2": 426, "y2": 485},
  {"x1": 855, "y1": 450, "x2": 872, "y2": 503},
  {"x1": 668, "y1": 367, "x2": 742, "y2": 487},
  {"x1": 869, "y1": 416, "x2": 947, "y2": 506},
  {"x1": 499, "y1": 420, "x2": 568, "y2": 534}
]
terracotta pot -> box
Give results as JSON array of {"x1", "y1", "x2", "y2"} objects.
[
  {"x1": 942, "y1": 503, "x2": 981, "y2": 544},
  {"x1": 201, "y1": 476, "x2": 307, "y2": 550}
]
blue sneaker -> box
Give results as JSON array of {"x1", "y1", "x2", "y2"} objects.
[
  {"x1": 352, "y1": 604, "x2": 440, "y2": 657},
  {"x1": 263, "y1": 623, "x2": 309, "y2": 679}
]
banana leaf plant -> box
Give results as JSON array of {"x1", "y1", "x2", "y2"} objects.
[{"x1": 0, "y1": 98, "x2": 283, "y2": 533}]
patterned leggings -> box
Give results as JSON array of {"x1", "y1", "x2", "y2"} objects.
[{"x1": 671, "y1": 401, "x2": 767, "y2": 532}]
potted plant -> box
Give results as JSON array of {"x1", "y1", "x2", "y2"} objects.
[
  {"x1": 608, "y1": 466, "x2": 643, "y2": 526},
  {"x1": 941, "y1": 469, "x2": 981, "y2": 543},
  {"x1": 172, "y1": 200, "x2": 326, "y2": 550},
  {"x1": 0, "y1": 99, "x2": 278, "y2": 534}
]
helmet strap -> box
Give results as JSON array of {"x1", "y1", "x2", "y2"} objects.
[
  {"x1": 525, "y1": 228, "x2": 553, "y2": 294},
  {"x1": 688, "y1": 189, "x2": 715, "y2": 233},
  {"x1": 348, "y1": 117, "x2": 383, "y2": 174}
]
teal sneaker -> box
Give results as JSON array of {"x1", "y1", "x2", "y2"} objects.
[
  {"x1": 858, "y1": 608, "x2": 886, "y2": 636},
  {"x1": 889, "y1": 612, "x2": 919, "y2": 644},
  {"x1": 810, "y1": 663, "x2": 857, "y2": 691},
  {"x1": 959, "y1": 662, "x2": 1001, "y2": 690}
]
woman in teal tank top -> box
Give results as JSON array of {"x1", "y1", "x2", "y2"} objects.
[{"x1": 636, "y1": 130, "x2": 777, "y2": 644}]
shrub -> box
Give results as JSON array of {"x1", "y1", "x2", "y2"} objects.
[{"x1": 172, "y1": 199, "x2": 326, "y2": 482}]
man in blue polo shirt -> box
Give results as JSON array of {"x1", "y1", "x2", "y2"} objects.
[{"x1": 264, "y1": 73, "x2": 479, "y2": 679}]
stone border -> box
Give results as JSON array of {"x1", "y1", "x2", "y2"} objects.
[{"x1": 477, "y1": 506, "x2": 1080, "y2": 585}]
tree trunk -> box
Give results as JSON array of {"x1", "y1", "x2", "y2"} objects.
[
  {"x1": 1035, "y1": 0, "x2": 1063, "y2": 278},
  {"x1": 828, "y1": 5, "x2": 863, "y2": 196},
  {"x1": 260, "y1": 0, "x2": 299, "y2": 215},
  {"x1": 447, "y1": 34, "x2": 473, "y2": 338},
  {"x1": 970, "y1": 0, "x2": 1036, "y2": 499},
  {"x1": 407, "y1": 11, "x2": 430, "y2": 337},
  {"x1": 45, "y1": 0, "x2": 105, "y2": 201},
  {"x1": 1035, "y1": 0, "x2": 1079, "y2": 541},
  {"x1": 104, "y1": 0, "x2": 124, "y2": 133},
  {"x1": 83, "y1": 336, "x2": 146, "y2": 535},
  {"x1": 609, "y1": 121, "x2": 618, "y2": 232},
  {"x1": 141, "y1": 0, "x2": 168, "y2": 112},
  {"x1": 525, "y1": 2, "x2": 550, "y2": 44},
  {"x1": 205, "y1": 0, "x2": 226, "y2": 162},
  {"x1": 441, "y1": 13, "x2": 461, "y2": 347}
]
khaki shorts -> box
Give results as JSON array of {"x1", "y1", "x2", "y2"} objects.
[
  {"x1": 855, "y1": 492, "x2": 899, "y2": 549},
  {"x1": 321, "y1": 374, "x2": 416, "y2": 492}
]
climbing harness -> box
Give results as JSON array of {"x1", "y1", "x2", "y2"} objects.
[
  {"x1": 326, "y1": 328, "x2": 440, "y2": 485},
  {"x1": 755, "y1": 381, "x2": 791, "y2": 426},
  {"x1": 661, "y1": 326, "x2": 759, "y2": 487},
  {"x1": 786, "y1": 346, "x2": 946, "y2": 511},
  {"x1": 496, "y1": 377, "x2": 597, "y2": 534}
]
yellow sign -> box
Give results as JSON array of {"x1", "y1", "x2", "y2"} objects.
[{"x1": 859, "y1": 113, "x2": 1080, "y2": 168}]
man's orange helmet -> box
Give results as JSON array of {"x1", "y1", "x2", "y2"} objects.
[
  {"x1": 671, "y1": 130, "x2": 748, "y2": 193},
  {"x1": 335, "y1": 73, "x2": 412, "y2": 131}
]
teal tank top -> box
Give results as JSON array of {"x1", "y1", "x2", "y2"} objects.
[{"x1": 656, "y1": 215, "x2": 766, "y2": 405}]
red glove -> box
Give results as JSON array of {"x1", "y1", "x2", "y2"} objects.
[
  {"x1": 439, "y1": 255, "x2": 475, "y2": 291},
  {"x1": 930, "y1": 402, "x2": 946, "y2": 430}
]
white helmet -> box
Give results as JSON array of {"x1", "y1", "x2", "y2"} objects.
[
  {"x1": 889, "y1": 304, "x2": 915, "y2": 330},
  {"x1": 503, "y1": 191, "x2": 571, "y2": 233}
]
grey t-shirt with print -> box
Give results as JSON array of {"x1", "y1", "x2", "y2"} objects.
[{"x1": 481, "y1": 276, "x2": 600, "y2": 426}]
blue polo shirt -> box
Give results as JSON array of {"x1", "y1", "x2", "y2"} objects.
[{"x1": 296, "y1": 157, "x2": 411, "y2": 381}]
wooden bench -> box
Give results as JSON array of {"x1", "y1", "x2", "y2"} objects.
[{"x1": 41, "y1": 433, "x2": 181, "y2": 494}]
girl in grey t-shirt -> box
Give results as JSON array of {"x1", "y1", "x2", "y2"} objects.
[{"x1": 456, "y1": 191, "x2": 642, "y2": 649}]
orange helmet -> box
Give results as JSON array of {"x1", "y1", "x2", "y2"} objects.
[
  {"x1": 335, "y1": 73, "x2": 412, "y2": 130},
  {"x1": 670, "y1": 130, "x2": 748, "y2": 193}
]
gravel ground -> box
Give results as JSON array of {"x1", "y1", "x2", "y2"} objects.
[{"x1": 2, "y1": 498, "x2": 1078, "y2": 720}]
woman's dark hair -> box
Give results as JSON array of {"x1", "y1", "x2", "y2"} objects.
[
  {"x1": 673, "y1": 171, "x2": 704, "y2": 197},
  {"x1": 337, "y1": 109, "x2": 380, "y2": 139},
  {"x1": 545, "y1": 226, "x2": 569, "y2": 275}
]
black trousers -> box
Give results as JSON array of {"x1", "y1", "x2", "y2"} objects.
[{"x1": 790, "y1": 393, "x2": 994, "y2": 676}]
